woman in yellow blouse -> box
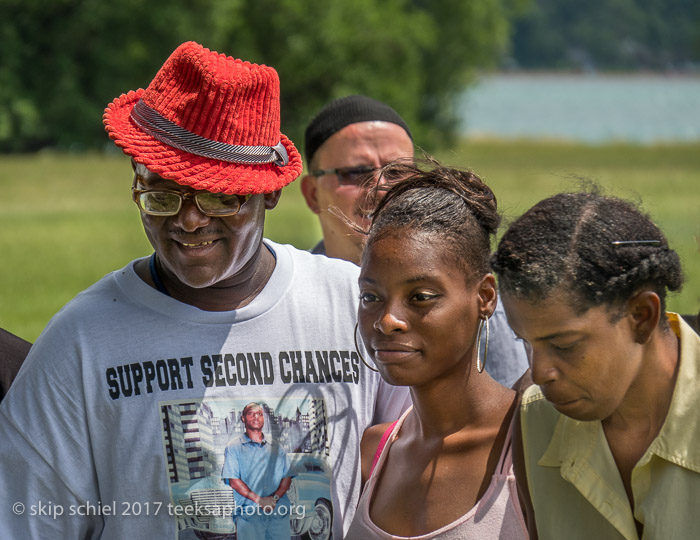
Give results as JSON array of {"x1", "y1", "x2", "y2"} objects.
[{"x1": 491, "y1": 190, "x2": 700, "y2": 540}]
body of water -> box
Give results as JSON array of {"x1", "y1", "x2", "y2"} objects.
[{"x1": 460, "y1": 74, "x2": 700, "y2": 143}]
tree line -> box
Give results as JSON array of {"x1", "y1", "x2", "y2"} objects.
[
  {"x1": 1, "y1": 0, "x2": 697, "y2": 153},
  {"x1": 0, "y1": 0, "x2": 521, "y2": 153},
  {"x1": 510, "y1": 0, "x2": 700, "y2": 71}
]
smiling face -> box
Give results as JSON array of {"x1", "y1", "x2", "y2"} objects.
[
  {"x1": 501, "y1": 290, "x2": 645, "y2": 421},
  {"x1": 301, "y1": 121, "x2": 414, "y2": 264},
  {"x1": 134, "y1": 162, "x2": 279, "y2": 290},
  {"x1": 241, "y1": 404, "x2": 265, "y2": 432},
  {"x1": 358, "y1": 229, "x2": 490, "y2": 387}
]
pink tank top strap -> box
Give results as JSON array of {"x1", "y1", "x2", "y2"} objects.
[
  {"x1": 496, "y1": 409, "x2": 517, "y2": 475},
  {"x1": 370, "y1": 420, "x2": 398, "y2": 477}
]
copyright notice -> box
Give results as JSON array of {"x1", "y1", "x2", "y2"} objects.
[{"x1": 11, "y1": 500, "x2": 203, "y2": 519}]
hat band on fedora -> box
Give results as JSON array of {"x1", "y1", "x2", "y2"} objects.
[{"x1": 130, "y1": 100, "x2": 289, "y2": 166}]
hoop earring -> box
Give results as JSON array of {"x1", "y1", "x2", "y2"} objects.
[
  {"x1": 354, "y1": 323, "x2": 379, "y2": 372},
  {"x1": 475, "y1": 317, "x2": 489, "y2": 373}
]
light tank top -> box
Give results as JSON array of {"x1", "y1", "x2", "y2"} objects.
[{"x1": 345, "y1": 408, "x2": 529, "y2": 539}]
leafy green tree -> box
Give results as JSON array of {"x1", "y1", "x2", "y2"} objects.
[
  {"x1": 0, "y1": 0, "x2": 521, "y2": 153},
  {"x1": 0, "y1": 0, "x2": 204, "y2": 151}
]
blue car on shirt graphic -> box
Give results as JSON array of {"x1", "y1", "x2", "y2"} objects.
[{"x1": 172, "y1": 453, "x2": 332, "y2": 540}]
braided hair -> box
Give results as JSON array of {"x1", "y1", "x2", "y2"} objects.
[
  {"x1": 364, "y1": 159, "x2": 500, "y2": 278},
  {"x1": 491, "y1": 191, "x2": 684, "y2": 320}
]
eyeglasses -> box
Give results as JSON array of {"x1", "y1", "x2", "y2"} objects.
[
  {"x1": 132, "y1": 183, "x2": 251, "y2": 217},
  {"x1": 310, "y1": 165, "x2": 377, "y2": 186}
]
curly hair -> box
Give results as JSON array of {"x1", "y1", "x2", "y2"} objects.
[
  {"x1": 491, "y1": 191, "x2": 684, "y2": 318},
  {"x1": 363, "y1": 158, "x2": 500, "y2": 277}
]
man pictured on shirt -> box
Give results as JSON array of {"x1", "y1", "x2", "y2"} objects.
[
  {"x1": 0, "y1": 43, "x2": 408, "y2": 539},
  {"x1": 222, "y1": 402, "x2": 293, "y2": 540},
  {"x1": 300, "y1": 95, "x2": 529, "y2": 387}
]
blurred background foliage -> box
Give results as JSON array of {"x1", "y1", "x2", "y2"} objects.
[
  {"x1": 2, "y1": 0, "x2": 698, "y2": 154},
  {"x1": 510, "y1": 0, "x2": 700, "y2": 71},
  {"x1": 0, "y1": 0, "x2": 524, "y2": 153}
]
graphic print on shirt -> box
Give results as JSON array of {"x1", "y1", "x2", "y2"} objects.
[{"x1": 160, "y1": 396, "x2": 333, "y2": 539}]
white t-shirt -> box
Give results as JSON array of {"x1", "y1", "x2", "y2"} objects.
[{"x1": 0, "y1": 241, "x2": 410, "y2": 539}]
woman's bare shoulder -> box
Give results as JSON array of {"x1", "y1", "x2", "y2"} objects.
[{"x1": 360, "y1": 422, "x2": 395, "y2": 487}]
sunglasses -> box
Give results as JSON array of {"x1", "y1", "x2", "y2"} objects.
[
  {"x1": 132, "y1": 180, "x2": 251, "y2": 217},
  {"x1": 310, "y1": 165, "x2": 377, "y2": 186}
]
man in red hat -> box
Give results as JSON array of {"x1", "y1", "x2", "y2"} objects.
[{"x1": 0, "y1": 42, "x2": 408, "y2": 539}]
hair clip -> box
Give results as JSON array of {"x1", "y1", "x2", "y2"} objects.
[{"x1": 611, "y1": 240, "x2": 661, "y2": 246}]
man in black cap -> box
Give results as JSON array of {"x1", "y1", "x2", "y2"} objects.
[
  {"x1": 301, "y1": 95, "x2": 414, "y2": 264},
  {"x1": 301, "y1": 96, "x2": 530, "y2": 388}
]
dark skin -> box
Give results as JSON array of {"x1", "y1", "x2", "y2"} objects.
[
  {"x1": 360, "y1": 395, "x2": 517, "y2": 535},
  {"x1": 0, "y1": 328, "x2": 31, "y2": 402},
  {"x1": 601, "y1": 293, "x2": 679, "y2": 537},
  {"x1": 503, "y1": 289, "x2": 680, "y2": 538},
  {"x1": 358, "y1": 230, "x2": 518, "y2": 536},
  {"x1": 510, "y1": 371, "x2": 538, "y2": 540},
  {"x1": 131, "y1": 161, "x2": 281, "y2": 311}
]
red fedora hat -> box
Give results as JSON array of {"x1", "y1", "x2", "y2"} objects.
[{"x1": 103, "y1": 41, "x2": 302, "y2": 195}]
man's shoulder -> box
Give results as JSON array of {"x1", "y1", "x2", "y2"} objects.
[
  {"x1": 0, "y1": 328, "x2": 31, "y2": 401},
  {"x1": 57, "y1": 261, "x2": 135, "y2": 310},
  {"x1": 268, "y1": 240, "x2": 360, "y2": 280},
  {"x1": 33, "y1": 260, "x2": 142, "y2": 338},
  {"x1": 0, "y1": 328, "x2": 31, "y2": 359},
  {"x1": 225, "y1": 434, "x2": 247, "y2": 449},
  {"x1": 309, "y1": 239, "x2": 326, "y2": 255}
]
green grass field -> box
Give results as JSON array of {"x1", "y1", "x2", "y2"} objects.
[{"x1": 1, "y1": 140, "x2": 698, "y2": 342}]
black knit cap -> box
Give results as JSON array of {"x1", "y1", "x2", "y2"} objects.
[{"x1": 304, "y1": 95, "x2": 413, "y2": 164}]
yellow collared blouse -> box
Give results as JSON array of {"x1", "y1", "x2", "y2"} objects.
[{"x1": 520, "y1": 313, "x2": 700, "y2": 540}]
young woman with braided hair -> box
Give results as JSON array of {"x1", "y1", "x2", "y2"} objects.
[
  {"x1": 345, "y1": 161, "x2": 529, "y2": 539},
  {"x1": 492, "y1": 191, "x2": 700, "y2": 539}
]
